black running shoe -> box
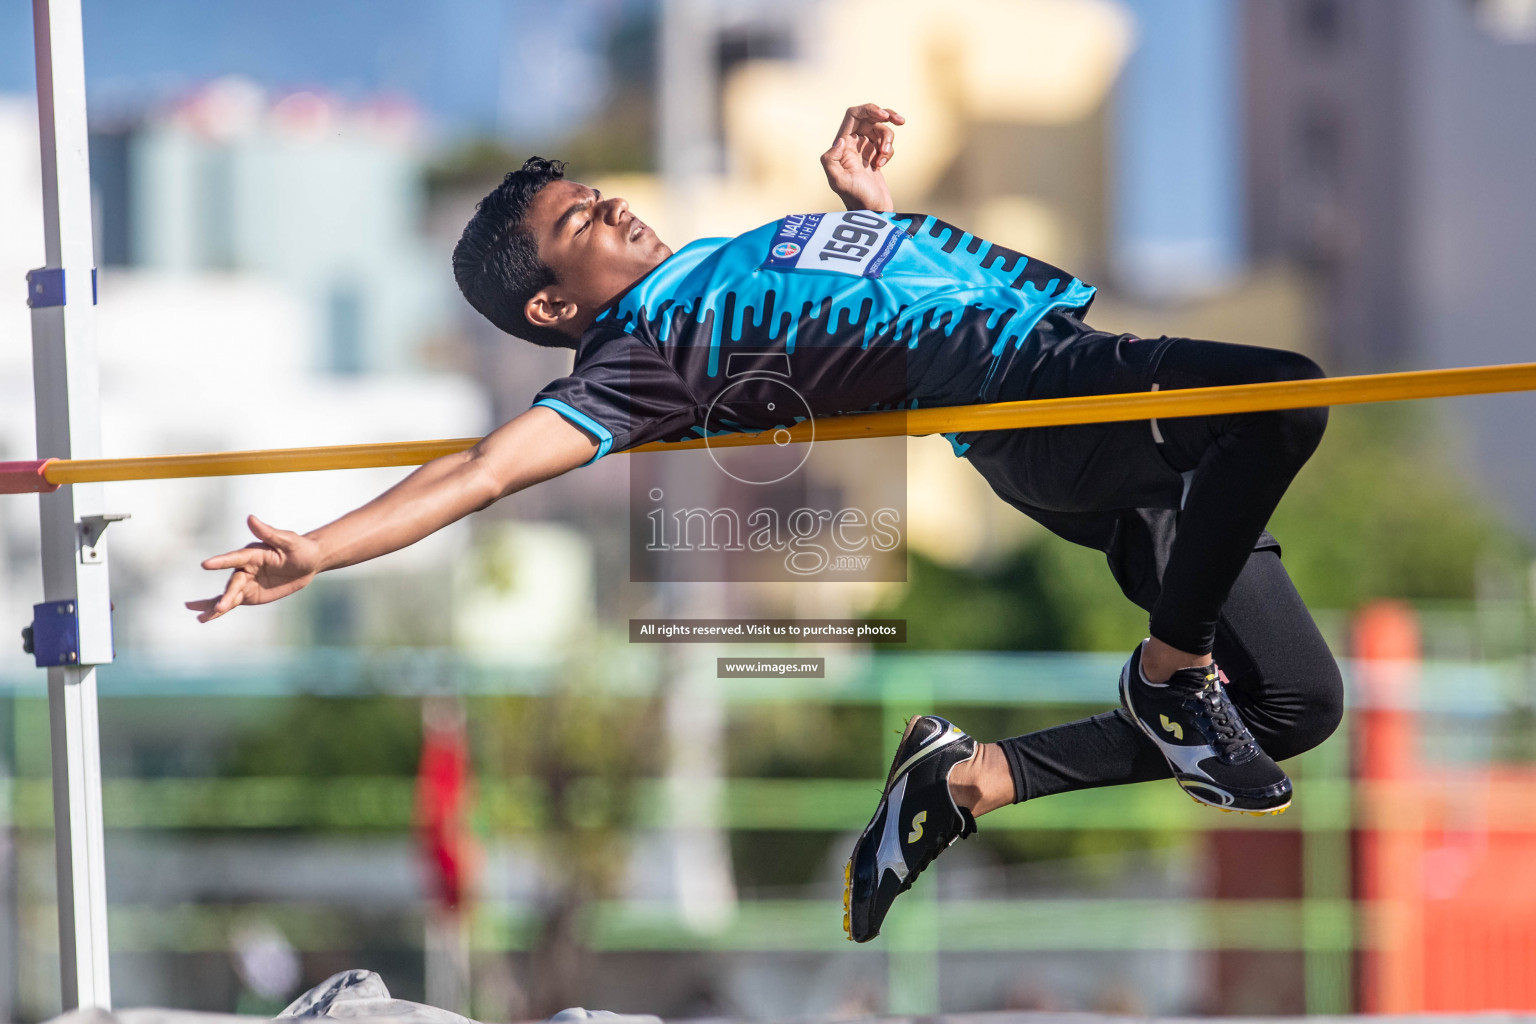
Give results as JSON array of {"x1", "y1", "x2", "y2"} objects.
[
  {"x1": 1118, "y1": 641, "x2": 1291, "y2": 815},
  {"x1": 844, "y1": 715, "x2": 977, "y2": 942}
]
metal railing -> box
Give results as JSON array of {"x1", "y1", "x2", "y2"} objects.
[{"x1": 4, "y1": 644, "x2": 1528, "y2": 1015}]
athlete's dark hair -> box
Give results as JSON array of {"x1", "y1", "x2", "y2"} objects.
[{"x1": 452, "y1": 156, "x2": 574, "y2": 349}]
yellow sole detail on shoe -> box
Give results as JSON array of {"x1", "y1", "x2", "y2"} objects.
[
  {"x1": 1238, "y1": 804, "x2": 1291, "y2": 817},
  {"x1": 1187, "y1": 793, "x2": 1290, "y2": 816},
  {"x1": 842, "y1": 860, "x2": 853, "y2": 940}
]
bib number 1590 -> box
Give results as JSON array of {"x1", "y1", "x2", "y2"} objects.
[
  {"x1": 764, "y1": 211, "x2": 905, "y2": 278},
  {"x1": 818, "y1": 211, "x2": 889, "y2": 263}
]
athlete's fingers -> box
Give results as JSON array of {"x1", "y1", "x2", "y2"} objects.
[
  {"x1": 821, "y1": 136, "x2": 854, "y2": 176},
  {"x1": 185, "y1": 595, "x2": 234, "y2": 624},
  {"x1": 840, "y1": 103, "x2": 882, "y2": 130},
  {"x1": 834, "y1": 106, "x2": 863, "y2": 143},
  {"x1": 846, "y1": 118, "x2": 895, "y2": 163},
  {"x1": 857, "y1": 134, "x2": 880, "y2": 167},
  {"x1": 246, "y1": 514, "x2": 296, "y2": 551},
  {"x1": 200, "y1": 544, "x2": 270, "y2": 572},
  {"x1": 835, "y1": 103, "x2": 899, "y2": 144},
  {"x1": 212, "y1": 571, "x2": 253, "y2": 619},
  {"x1": 185, "y1": 598, "x2": 220, "y2": 623},
  {"x1": 187, "y1": 571, "x2": 246, "y2": 623},
  {"x1": 850, "y1": 104, "x2": 904, "y2": 136},
  {"x1": 188, "y1": 559, "x2": 314, "y2": 621},
  {"x1": 870, "y1": 123, "x2": 896, "y2": 167},
  {"x1": 850, "y1": 102, "x2": 898, "y2": 124}
]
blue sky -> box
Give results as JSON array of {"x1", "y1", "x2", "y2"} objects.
[{"x1": 0, "y1": 0, "x2": 622, "y2": 138}]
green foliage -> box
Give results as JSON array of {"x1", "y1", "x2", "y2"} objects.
[
  {"x1": 220, "y1": 695, "x2": 423, "y2": 779},
  {"x1": 725, "y1": 704, "x2": 884, "y2": 779},
  {"x1": 1267, "y1": 404, "x2": 1529, "y2": 608},
  {"x1": 868, "y1": 542, "x2": 1146, "y2": 652},
  {"x1": 729, "y1": 829, "x2": 842, "y2": 895},
  {"x1": 974, "y1": 826, "x2": 1188, "y2": 874},
  {"x1": 424, "y1": 138, "x2": 527, "y2": 196},
  {"x1": 477, "y1": 671, "x2": 663, "y2": 1013},
  {"x1": 477, "y1": 676, "x2": 662, "y2": 903}
]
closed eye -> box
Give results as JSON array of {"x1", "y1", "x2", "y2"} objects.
[
  {"x1": 574, "y1": 190, "x2": 603, "y2": 236},
  {"x1": 555, "y1": 189, "x2": 603, "y2": 239}
]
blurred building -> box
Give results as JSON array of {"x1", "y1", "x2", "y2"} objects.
[
  {"x1": 0, "y1": 86, "x2": 499, "y2": 665},
  {"x1": 1113, "y1": 0, "x2": 1246, "y2": 300},
  {"x1": 1245, "y1": 0, "x2": 1536, "y2": 531},
  {"x1": 89, "y1": 77, "x2": 448, "y2": 376}
]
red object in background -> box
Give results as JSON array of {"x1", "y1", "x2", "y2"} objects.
[
  {"x1": 1354, "y1": 599, "x2": 1425, "y2": 1012},
  {"x1": 1355, "y1": 600, "x2": 1536, "y2": 1011},
  {"x1": 416, "y1": 704, "x2": 476, "y2": 910}
]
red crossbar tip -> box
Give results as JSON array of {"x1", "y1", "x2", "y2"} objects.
[{"x1": 0, "y1": 459, "x2": 60, "y2": 494}]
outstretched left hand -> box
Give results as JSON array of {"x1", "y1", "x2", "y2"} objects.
[
  {"x1": 820, "y1": 102, "x2": 905, "y2": 213},
  {"x1": 185, "y1": 515, "x2": 321, "y2": 623}
]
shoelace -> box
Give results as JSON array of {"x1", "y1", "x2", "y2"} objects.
[
  {"x1": 1190, "y1": 685, "x2": 1258, "y2": 760},
  {"x1": 905, "y1": 810, "x2": 977, "y2": 885}
]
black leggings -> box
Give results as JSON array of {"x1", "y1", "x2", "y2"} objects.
[
  {"x1": 998, "y1": 547, "x2": 1345, "y2": 801},
  {"x1": 1147, "y1": 338, "x2": 1330, "y2": 654},
  {"x1": 984, "y1": 337, "x2": 1342, "y2": 800}
]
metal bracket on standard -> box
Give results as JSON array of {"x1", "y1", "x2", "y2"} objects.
[
  {"x1": 78, "y1": 512, "x2": 130, "y2": 564},
  {"x1": 26, "y1": 267, "x2": 65, "y2": 308},
  {"x1": 27, "y1": 599, "x2": 117, "y2": 665},
  {"x1": 25, "y1": 266, "x2": 96, "y2": 308},
  {"x1": 30, "y1": 599, "x2": 82, "y2": 666}
]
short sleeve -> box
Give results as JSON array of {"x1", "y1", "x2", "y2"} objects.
[{"x1": 532, "y1": 331, "x2": 700, "y2": 464}]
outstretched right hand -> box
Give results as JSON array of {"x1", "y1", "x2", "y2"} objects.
[{"x1": 186, "y1": 514, "x2": 322, "y2": 623}]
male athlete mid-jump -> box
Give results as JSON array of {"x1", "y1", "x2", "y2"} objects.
[{"x1": 193, "y1": 104, "x2": 1341, "y2": 942}]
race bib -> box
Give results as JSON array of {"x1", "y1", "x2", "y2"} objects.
[{"x1": 762, "y1": 211, "x2": 905, "y2": 278}]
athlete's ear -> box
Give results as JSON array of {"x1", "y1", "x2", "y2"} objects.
[{"x1": 525, "y1": 287, "x2": 578, "y2": 331}]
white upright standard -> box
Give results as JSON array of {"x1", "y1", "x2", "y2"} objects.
[{"x1": 28, "y1": 0, "x2": 115, "y2": 1009}]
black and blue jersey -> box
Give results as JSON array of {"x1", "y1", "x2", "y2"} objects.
[{"x1": 533, "y1": 211, "x2": 1108, "y2": 462}]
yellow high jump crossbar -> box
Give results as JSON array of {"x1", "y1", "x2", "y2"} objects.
[{"x1": 3, "y1": 360, "x2": 1535, "y2": 493}]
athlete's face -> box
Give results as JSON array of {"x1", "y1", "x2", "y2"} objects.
[{"x1": 522, "y1": 179, "x2": 672, "y2": 339}]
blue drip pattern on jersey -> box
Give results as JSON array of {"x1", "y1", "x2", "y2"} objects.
[{"x1": 593, "y1": 213, "x2": 1097, "y2": 397}]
